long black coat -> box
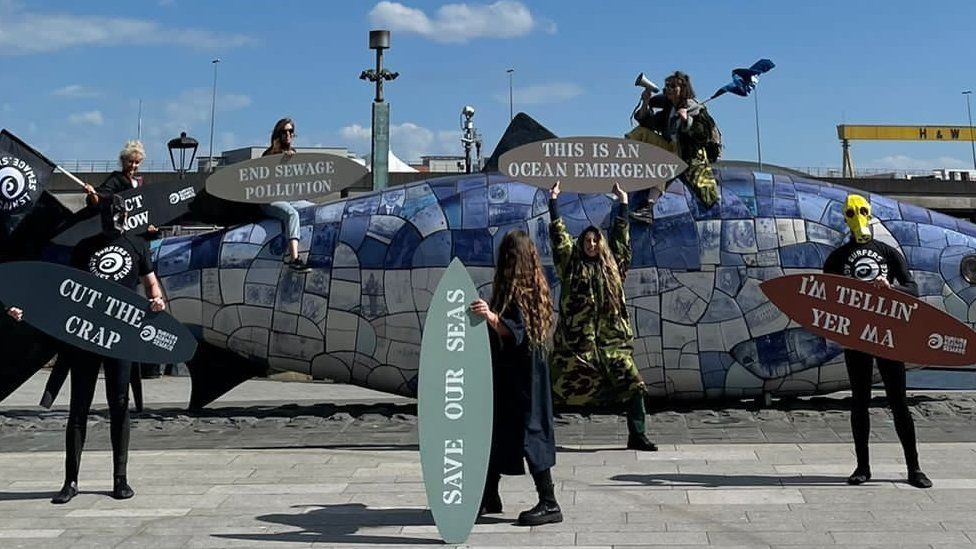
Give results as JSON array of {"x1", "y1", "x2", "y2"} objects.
[{"x1": 488, "y1": 305, "x2": 556, "y2": 476}]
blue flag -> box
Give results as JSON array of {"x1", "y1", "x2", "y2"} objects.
[{"x1": 710, "y1": 59, "x2": 775, "y2": 100}]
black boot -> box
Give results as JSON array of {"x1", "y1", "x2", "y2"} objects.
[
  {"x1": 479, "y1": 472, "x2": 502, "y2": 515},
  {"x1": 517, "y1": 469, "x2": 562, "y2": 526},
  {"x1": 112, "y1": 476, "x2": 134, "y2": 500},
  {"x1": 846, "y1": 467, "x2": 871, "y2": 485},
  {"x1": 627, "y1": 433, "x2": 658, "y2": 451},
  {"x1": 907, "y1": 470, "x2": 932, "y2": 489},
  {"x1": 51, "y1": 481, "x2": 78, "y2": 504}
]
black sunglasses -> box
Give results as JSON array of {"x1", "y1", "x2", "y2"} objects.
[{"x1": 280, "y1": 128, "x2": 295, "y2": 136}]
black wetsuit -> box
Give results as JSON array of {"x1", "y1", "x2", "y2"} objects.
[
  {"x1": 61, "y1": 231, "x2": 153, "y2": 491},
  {"x1": 823, "y1": 238, "x2": 922, "y2": 474}
]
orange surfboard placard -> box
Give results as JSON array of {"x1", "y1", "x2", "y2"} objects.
[{"x1": 760, "y1": 273, "x2": 976, "y2": 367}]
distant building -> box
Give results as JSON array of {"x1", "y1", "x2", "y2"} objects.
[{"x1": 411, "y1": 155, "x2": 466, "y2": 173}]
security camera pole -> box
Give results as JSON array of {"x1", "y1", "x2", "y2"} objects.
[{"x1": 360, "y1": 30, "x2": 398, "y2": 191}]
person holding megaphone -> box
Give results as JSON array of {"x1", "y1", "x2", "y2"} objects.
[{"x1": 626, "y1": 71, "x2": 720, "y2": 223}]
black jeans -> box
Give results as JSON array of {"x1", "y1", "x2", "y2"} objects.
[
  {"x1": 844, "y1": 350, "x2": 920, "y2": 471},
  {"x1": 64, "y1": 351, "x2": 132, "y2": 483}
]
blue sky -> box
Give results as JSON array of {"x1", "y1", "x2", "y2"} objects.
[{"x1": 2, "y1": 0, "x2": 975, "y2": 174}]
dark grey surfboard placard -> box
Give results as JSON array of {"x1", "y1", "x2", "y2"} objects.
[
  {"x1": 52, "y1": 177, "x2": 202, "y2": 247},
  {"x1": 497, "y1": 136, "x2": 688, "y2": 193},
  {"x1": 418, "y1": 257, "x2": 493, "y2": 544},
  {"x1": 0, "y1": 261, "x2": 197, "y2": 363},
  {"x1": 205, "y1": 152, "x2": 368, "y2": 205}
]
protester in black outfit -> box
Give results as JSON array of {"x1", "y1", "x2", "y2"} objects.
[
  {"x1": 470, "y1": 230, "x2": 561, "y2": 526},
  {"x1": 823, "y1": 193, "x2": 932, "y2": 489},
  {"x1": 6, "y1": 196, "x2": 166, "y2": 503}
]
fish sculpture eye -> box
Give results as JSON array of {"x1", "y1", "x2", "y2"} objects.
[{"x1": 961, "y1": 255, "x2": 976, "y2": 284}]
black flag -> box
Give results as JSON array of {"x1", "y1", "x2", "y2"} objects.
[{"x1": 0, "y1": 129, "x2": 55, "y2": 241}]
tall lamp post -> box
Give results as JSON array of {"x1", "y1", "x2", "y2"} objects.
[
  {"x1": 208, "y1": 58, "x2": 221, "y2": 172},
  {"x1": 167, "y1": 131, "x2": 199, "y2": 179},
  {"x1": 506, "y1": 68, "x2": 514, "y2": 121},
  {"x1": 359, "y1": 30, "x2": 399, "y2": 191},
  {"x1": 964, "y1": 90, "x2": 976, "y2": 172}
]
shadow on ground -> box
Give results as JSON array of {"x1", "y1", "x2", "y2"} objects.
[{"x1": 213, "y1": 503, "x2": 507, "y2": 545}]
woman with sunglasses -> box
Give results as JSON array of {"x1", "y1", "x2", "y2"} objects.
[
  {"x1": 627, "y1": 71, "x2": 719, "y2": 223},
  {"x1": 261, "y1": 118, "x2": 311, "y2": 272}
]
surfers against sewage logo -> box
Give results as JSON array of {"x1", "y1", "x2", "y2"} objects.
[
  {"x1": 89, "y1": 246, "x2": 133, "y2": 282},
  {"x1": 0, "y1": 154, "x2": 38, "y2": 212}
]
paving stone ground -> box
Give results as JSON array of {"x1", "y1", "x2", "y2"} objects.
[{"x1": 1, "y1": 372, "x2": 976, "y2": 548}]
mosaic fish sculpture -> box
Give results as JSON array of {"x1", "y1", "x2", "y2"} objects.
[{"x1": 152, "y1": 167, "x2": 976, "y2": 402}]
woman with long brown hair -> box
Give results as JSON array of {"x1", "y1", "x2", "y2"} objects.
[
  {"x1": 548, "y1": 180, "x2": 657, "y2": 451},
  {"x1": 260, "y1": 117, "x2": 310, "y2": 272},
  {"x1": 470, "y1": 229, "x2": 561, "y2": 526}
]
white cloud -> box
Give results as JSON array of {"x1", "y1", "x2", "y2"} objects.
[
  {"x1": 0, "y1": 3, "x2": 254, "y2": 55},
  {"x1": 51, "y1": 84, "x2": 99, "y2": 98},
  {"x1": 368, "y1": 0, "x2": 543, "y2": 43},
  {"x1": 866, "y1": 155, "x2": 969, "y2": 171},
  {"x1": 68, "y1": 110, "x2": 104, "y2": 126},
  {"x1": 494, "y1": 82, "x2": 583, "y2": 105},
  {"x1": 340, "y1": 122, "x2": 459, "y2": 162}
]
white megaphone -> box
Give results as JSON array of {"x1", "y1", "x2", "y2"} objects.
[{"x1": 635, "y1": 72, "x2": 659, "y2": 93}]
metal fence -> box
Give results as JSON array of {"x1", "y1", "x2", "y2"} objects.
[{"x1": 54, "y1": 159, "x2": 175, "y2": 173}]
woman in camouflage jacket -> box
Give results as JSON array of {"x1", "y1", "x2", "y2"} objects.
[{"x1": 548, "y1": 181, "x2": 657, "y2": 451}]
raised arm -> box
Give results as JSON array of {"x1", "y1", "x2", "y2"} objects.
[
  {"x1": 548, "y1": 181, "x2": 575, "y2": 280},
  {"x1": 608, "y1": 183, "x2": 631, "y2": 277}
]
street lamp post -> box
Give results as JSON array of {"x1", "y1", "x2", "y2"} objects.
[
  {"x1": 359, "y1": 30, "x2": 399, "y2": 191},
  {"x1": 506, "y1": 68, "x2": 514, "y2": 121},
  {"x1": 167, "y1": 131, "x2": 199, "y2": 179},
  {"x1": 208, "y1": 58, "x2": 220, "y2": 172},
  {"x1": 964, "y1": 90, "x2": 976, "y2": 172}
]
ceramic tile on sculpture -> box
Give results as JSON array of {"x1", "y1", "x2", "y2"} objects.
[
  {"x1": 697, "y1": 219, "x2": 721, "y2": 266},
  {"x1": 222, "y1": 225, "x2": 252, "y2": 243},
  {"x1": 410, "y1": 202, "x2": 448, "y2": 237},
  {"x1": 696, "y1": 322, "x2": 725, "y2": 352},
  {"x1": 386, "y1": 225, "x2": 423, "y2": 268},
  {"x1": 270, "y1": 333, "x2": 323, "y2": 360},
  {"x1": 244, "y1": 259, "x2": 282, "y2": 286},
  {"x1": 220, "y1": 269, "x2": 247, "y2": 304},
  {"x1": 328, "y1": 279, "x2": 360, "y2": 311},
  {"x1": 660, "y1": 286, "x2": 706, "y2": 324},
  {"x1": 201, "y1": 302, "x2": 218, "y2": 329},
  {"x1": 211, "y1": 306, "x2": 242, "y2": 335},
  {"x1": 721, "y1": 219, "x2": 758, "y2": 254},
  {"x1": 325, "y1": 310, "x2": 359, "y2": 352},
  {"x1": 238, "y1": 305, "x2": 273, "y2": 328},
  {"x1": 356, "y1": 318, "x2": 377, "y2": 356},
  {"x1": 228, "y1": 326, "x2": 269, "y2": 359},
  {"x1": 383, "y1": 270, "x2": 414, "y2": 314},
  {"x1": 312, "y1": 353, "x2": 351, "y2": 383},
  {"x1": 242, "y1": 283, "x2": 275, "y2": 307},
  {"x1": 166, "y1": 299, "x2": 201, "y2": 329},
  {"x1": 161, "y1": 270, "x2": 201, "y2": 300}
]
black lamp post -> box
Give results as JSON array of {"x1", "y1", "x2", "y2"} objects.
[{"x1": 167, "y1": 131, "x2": 199, "y2": 179}]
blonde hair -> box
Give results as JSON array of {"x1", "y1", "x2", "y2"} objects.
[{"x1": 119, "y1": 140, "x2": 145, "y2": 165}]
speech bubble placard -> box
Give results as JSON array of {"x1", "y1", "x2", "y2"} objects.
[
  {"x1": 206, "y1": 152, "x2": 367, "y2": 205},
  {"x1": 418, "y1": 257, "x2": 493, "y2": 544},
  {"x1": 761, "y1": 273, "x2": 976, "y2": 367},
  {"x1": 0, "y1": 261, "x2": 197, "y2": 363},
  {"x1": 497, "y1": 136, "x2": 687, "y2": 193}
]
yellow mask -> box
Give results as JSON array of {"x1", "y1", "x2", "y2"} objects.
[{"x1": 844, "y1": 194, "x2": 872, "y2": 243}]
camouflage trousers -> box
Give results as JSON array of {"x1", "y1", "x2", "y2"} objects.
[
  {"x1": 550, "y1": 346, "x2": 645, "y2": 406},
  {"x1": 624, "y1": 128, "x2": 719, "y2": 207}
]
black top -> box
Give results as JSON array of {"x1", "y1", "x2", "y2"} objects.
[
  {"x1": 94, "y1": 171, "x2": 137, "y2": 200},
  {"x1": 823, "y1": 238, "x2": 918, "y2": 296},
  {"x1": 71, "y1": 232, "x2": 153, "y2": 290}
]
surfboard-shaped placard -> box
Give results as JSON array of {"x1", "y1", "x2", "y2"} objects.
[
  {"x1": 52, "y1": 177, "x2": 202, "y2": 246},
  {"x1": 0, "y1": 261, "x2": 197, "y2": 363},
  {"x1": 761, "y1": 273, "x2": 976, "y2": 366},
  {"x1": 418, "y1": 257, "x2": 492, "y2": 544},
  {"x1": 497, "y1": 136, "x2": 687, "y2": 193},
  {"x1": 205, "y1": 152, "x2": 368, "y2": 205}
]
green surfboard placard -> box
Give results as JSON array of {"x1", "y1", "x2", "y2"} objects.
[{"x1": 418, "y1": 257, "x2": 493, "y2": 544}]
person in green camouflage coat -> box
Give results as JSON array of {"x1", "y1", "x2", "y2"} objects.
[
  {"x1": 626, "y1": 71, "x2": 719, "y2": 223},
  {"x1": 548, "y1": 180, "x2": 657, "y2": 451}
]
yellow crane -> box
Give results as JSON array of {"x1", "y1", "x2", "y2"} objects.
[{"x1": 837, "y1": 125, "x2": 976, "y2": 177}]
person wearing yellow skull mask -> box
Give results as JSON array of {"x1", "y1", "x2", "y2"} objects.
[{"x1": 823, "y1": 194, "x2": 932, "y2": 489}]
